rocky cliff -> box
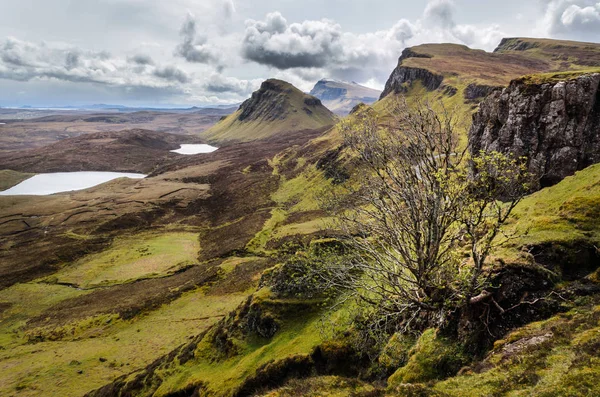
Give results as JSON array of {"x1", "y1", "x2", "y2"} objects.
[
  {"x1": 380, "y1": 48, "x2": 443, "y2": 99},
  {"x1": 469, "y1": 73, "x2": 600, "y2": 188}
]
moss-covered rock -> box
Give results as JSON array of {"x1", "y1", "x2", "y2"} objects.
[{"x1": 388, "y1": 329, "x2": 467, "y2": 386}]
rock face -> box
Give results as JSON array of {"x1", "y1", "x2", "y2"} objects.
[
  {"x1": 380, "y1": 48, "x2": 444, "y2": 99},
  {"x1": 469, "y1": 73, "x2": 600, "y2": 188},
  {"x1": 309, "y1": 79, "x2": 380, "y2": 115},
  {"x1": 464, "y1": 83, "x2": 502, "y2": 101}
]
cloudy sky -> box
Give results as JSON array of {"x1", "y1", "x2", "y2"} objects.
[{"x1": 0, "y1": 0, "x2": 599, "y2": 107}]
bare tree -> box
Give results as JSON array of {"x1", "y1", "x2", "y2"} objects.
[{"x1": 324, "y1": 97, "x2": 530, "y2": 335}]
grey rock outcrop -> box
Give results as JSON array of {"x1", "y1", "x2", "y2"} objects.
[
  {"x1": 380, "y1": 48, "x2": 443, "y2": 99},
  {"x1": 469, "y1": 73, "x2": 600, "y2": 188},
  {"x1": 464, "y1": 83, "x2": 502, "y2": 101}
]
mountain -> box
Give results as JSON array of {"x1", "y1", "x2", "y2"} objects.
[
  {"x1": 201, "y1": 79, "x2": 337, "y2": 143},
  {"x1": 380, "y1": 38, "x2": 600, "y2": 102},
  {"x1": 309, "y1": 79, "x2": 381, "y2": 115},
  {"x1": 3, "y1": 37, "x2": 600, "y2": 397}
]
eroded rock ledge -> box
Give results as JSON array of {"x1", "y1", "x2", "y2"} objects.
[
  {"x1": 469, "y1": 73, "x2": 600, "y2": 188},
  {"x1": 380, "y1": 48, "x2": 443, "y2": 99}
]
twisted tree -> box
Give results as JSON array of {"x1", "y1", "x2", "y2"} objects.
[{"x1": 325, "y1": 98, "x2": 530, "y2": 335}]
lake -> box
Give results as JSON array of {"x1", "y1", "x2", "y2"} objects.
[
  {"x1": 0, "y1": 171, "x2": 146, "y2": 196},
  {"x1": 171, "y1": 144, "x2": 218, "y2": 155}
]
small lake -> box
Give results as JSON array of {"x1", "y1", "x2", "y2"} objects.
[
  {"x1": 0, "y1": 172, "x2": 146, "y2": 196},
  {"x1": 171, "y1": 144, "x2": 218, "y2": 155}
]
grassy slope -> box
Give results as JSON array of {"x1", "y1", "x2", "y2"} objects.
[
  {"x1": 498, "y1": 163, "x2": 600, "y2": 262},
  {"x1": 152, "y1": 289, "x2": 345, "y2": 397},
  {"x1": 46, "y1": 232, "x2": 200, "y2": 288},
  {"x1": 432, "y1": 301, "x2": 600, "y2": 396},
  {"x1": 0, "y1": 229, "x2": 264, "y2": 396},
  {"x1": 0, "y1": 170, "x2": 34, "y2": 191},
  {"x1": 401, "y1": 38, "x2": 600, "y2": 87},
  {"x1": 202, "y1": 80, "x2": 336, "y2": 143}
]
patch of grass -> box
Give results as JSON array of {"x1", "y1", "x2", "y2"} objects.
[
  {"x1": 496, "y1": 163, "x2": 600, "y2": 261},
  {"x1": 518, "y1": 68, "x2": 600, "y2": 84},
  {"x1": 260, "y1": 375, "x2": 380, "y2": 397},
  {"x1": 432, "y1": 304, "x2": 600, "y2": 396},
  {"x1": 218, "y1": 256, "x2": 264, "y2": 274},
  {"x1": 246, "y1": 209, "x2": 288, "y2": 254},
  {"x1": 0, "y1": 169, "x2": 34, "y2": 191},
  {"x1": 47, "y1": 232, "x2": 200, "y2": 288},
  {"x1": 0, "y1": 286, "x2": 247, "y2": 397},
  {"x1": 272, "y1": 165, "x2": 330, "y2": 213},
  {"x1": 152, "y1": 292, "x2": 352, "y2": 397},
  {"x1": 388, "y1": 329, "x2": 467, "y2": 387},
  {"x1": 271, "y1": 218, "x2": 331, "y2": 240},
  {"x1": 0, "y1": 282, "x2": 88, "y2": 348}
]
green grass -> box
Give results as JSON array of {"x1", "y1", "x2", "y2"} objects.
[
  {"x1": 0, "y1": 169, "x2": 34, "y2": 191},
  {"x1": 495, "y1": 163, "x2": 600, "y2": 262},
  {"x1": 246, "y1": 209, "x2": 288, "y2": 254},
  {"x1": 218, "y1": 256, "x2": 264, "y2": 274},
  {"x1": 152, "y1": 290, "x2": 351, "y2": 397},
  {"x1": 518, "y1": 68, "x2": 600, "y2": 84},
  {"x1": 432, "y1": 304, "x2": 600, "y2": 396},
  {"x1": 202, "y1": 80, "x2": 336, "y2": 143},
  {"x1": 388, "y1": 329, "x2": 467, "y2": 387},
  {"x1": 0, "y1": 285, "x2": 247, "y2": 397},
  {"x1": 0, "y1": 283, "x2": 88, "y2": 348},
  {"x1": 272, "y1": 165, "x2": 330, "y2": 213},
  {"x1": 261, "y1": 376, "x2": 379, "y2": 397},
  {"x1": 46, "y1": 232, "x2": 200, "y2": 288}
]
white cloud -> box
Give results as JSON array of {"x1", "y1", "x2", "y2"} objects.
[
  {"x1": 174, "y1": 13, "x2": 222, "y2": 66},
  {"x1": 239, "y1": 0, "x2": 505, "y2": 89},
  {"x1": 538, "y1": 0, "x2": 600, "y2": 38},
  {"x1": 204, "y1": 73, "x2": 262, "y2": 95}
]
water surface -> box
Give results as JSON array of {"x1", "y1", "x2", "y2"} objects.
[
  {"x1": 171, "y1": 144, "x2": 218, "y2": 155},
  {"x1": 0, "y1": 171, "x2": 146, "y2": 196}
]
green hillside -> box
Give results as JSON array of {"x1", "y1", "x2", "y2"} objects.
[
  {"x1": 2, "y1": 37, "x2": 600, "y2": 397},
  {"x1": 202, "y1": 79, "x2": 337, "y2": 143}
]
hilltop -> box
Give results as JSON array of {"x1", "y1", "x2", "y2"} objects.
[
  {"x1": 309, "y1": 79, "x2": 381, "y2": 115},
  {"x1": 201, "y1": 79, "x2": 337, "y2": 143},
  {"x1": 380, "y1": 37, "x2": 600, "y2": 103}
]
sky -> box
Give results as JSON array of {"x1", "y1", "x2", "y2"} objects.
[{"x1": 0, "y1": 0, "x2": 599, "y2": 107}]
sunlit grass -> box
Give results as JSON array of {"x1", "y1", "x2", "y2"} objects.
[{"x1": 47, "y1": 232, "x2": 200, "y2": 288}]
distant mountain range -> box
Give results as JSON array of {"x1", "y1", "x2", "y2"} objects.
[
  {"x1": 11, "y1": 103, "x2": 240, "y2": 113},
  {"x1": 309, "y1": 79, "x2": 381, "y2": 115}
]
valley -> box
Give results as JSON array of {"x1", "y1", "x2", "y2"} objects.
[{"x1": 1, "y1": 36, "x2": 600, "y2": 397}]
